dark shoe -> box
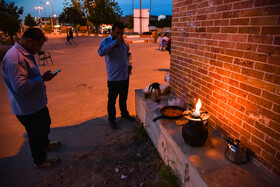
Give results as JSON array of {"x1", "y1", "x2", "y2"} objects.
[
  {"x1": 109, "y1": 121, "x2": 117, "y2": 130},
  {"x1": 34, "y1": 157, "x2": 60, "y2": 168},
  {"x1": 121, "y1": 114, "x2": 135, "y2": 122},
  {"x1": 45, "y1": 141, "x2": 61, "y2": 152}
]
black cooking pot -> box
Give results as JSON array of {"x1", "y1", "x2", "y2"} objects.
[{"x1": 153, "y1": 106, "x2": 185, "y2": 122}]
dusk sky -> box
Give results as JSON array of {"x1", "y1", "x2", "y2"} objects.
[{"x1": 6, "y1": 0, "x2": 173, "y2": 18}]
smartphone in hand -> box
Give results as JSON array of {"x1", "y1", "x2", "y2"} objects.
[{"x1": 51, "y1": 69, "x2": 62, "y2": 74}]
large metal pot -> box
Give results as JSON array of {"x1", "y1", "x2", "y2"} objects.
[{"x1": 153, "y1": 106, "x2": 185, "y2": 122}]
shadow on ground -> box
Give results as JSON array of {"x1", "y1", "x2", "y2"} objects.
[{"x1": 0, "y1": 116, "x2": 163, "y2": 187}]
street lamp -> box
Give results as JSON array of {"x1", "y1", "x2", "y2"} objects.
[
  {"x1": 40, "y1": 1, "x2": 50, "y2": 17},
  {"x1": 35, "y1": 6, "x2": 43, "y2": 29}
]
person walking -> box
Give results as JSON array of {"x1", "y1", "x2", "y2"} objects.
[
  {"x1": 69, "y1": 28, "x2": 74, "y2": 40},
  {"x1": 98, "y1": 22, "x2": 135, "y2": 129},
  {"x1": 2, "y1": 28, "x2": 61, "y2": 168},
  {"x1": 66, "y1": 32, "x2": 71, "y2": 44}
]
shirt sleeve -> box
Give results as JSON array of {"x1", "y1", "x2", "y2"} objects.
[
  {"x1": 98, "y1": 38, "x2": 118, "y2": 57},
  {"x1": 5, "y1": 56, "x2": 43, "y2": 95}
]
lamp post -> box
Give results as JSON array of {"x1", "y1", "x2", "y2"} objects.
[
  {"x1": 40, "y1": 1, "x2": 49, "y2": 18},
  {"x1": 35, "y1": 6, "x2": 43, "y2": 29}
]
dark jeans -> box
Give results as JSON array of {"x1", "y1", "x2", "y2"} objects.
[
  {"x1": 16, "y1": 106, "x2": 51, "y2": 164},
  {"x1": 107, "y1": 79, "x2": 129, "y2": 122}
]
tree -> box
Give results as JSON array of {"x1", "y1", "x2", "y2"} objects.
[
  {"x1": 126, "y1": 15, "x2": 133, "y2": 29},
  {"x1": 25, "y1": 14, "x2": 36, "y2": 28},
  {"x1": 43, "y1": 24, "x2": 52, "y2": 34},
  {"x1": 86, "y1": 0, "x2": 122, "y2": 30},
  {"x1": 0, "y1": 0, "x2": 23, "y2": 43}
]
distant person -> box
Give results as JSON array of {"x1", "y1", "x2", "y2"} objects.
[
  {"x1": 98, "y1": 22, "x2": 135, "y2": 129},
  {"x1": 152, "y1": 28, "x2": 158, "y2": 44},
  {"x1": 69, "y1": 28, "x2": 74, "y2": 40},
  {"x1": 2, "y1": 28, "x2": 61, "y2": 168},
  {"x1": 161, "y1": 33, "x2": 169, "y2": 51},
  {"x1": 158, "y1": 33, "x2": 165, "y2": 50},
  {"x1": 66, "y1": 32, "x2": 71, "y2": 44}
]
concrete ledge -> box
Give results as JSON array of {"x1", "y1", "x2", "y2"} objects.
[{"x1": 135, "y1": 89, "x2": 279, "y2": 187}]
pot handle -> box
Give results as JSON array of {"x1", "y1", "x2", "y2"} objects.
[{"x1": 153, "y1": 115, "x2": 165, "y2": 122}]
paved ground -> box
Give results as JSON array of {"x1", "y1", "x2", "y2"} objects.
[{"x1": 0, "y1": 36, "x2": 170, "y2": 186}]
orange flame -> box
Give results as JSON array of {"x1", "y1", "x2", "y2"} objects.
[{"x1": 195, "y1": 99, "x2": 201, "y2": 115}]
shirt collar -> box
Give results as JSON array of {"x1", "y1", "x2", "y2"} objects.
[{"x1": 14, "y1": 42, "x2": 33, "y2": 57}]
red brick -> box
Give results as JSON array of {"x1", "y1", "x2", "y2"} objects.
[
  {"x1": 240, "y1": 83, "x2": 262, "y2": 95},
  {"x1": 219, "y1": 41, "x2": 235, "y2": 49},
  {"x1": 210, "y1": 59, "x2": 223, "y2": 68},
  {"x1": 217, "y1": 54, "x2": 233, "y2": 63},
  {"x1": 202, "y1": 75, "x2": 214, "y2": 83},
  {"x1": 255, "y1": 0, "x2": 280, "y2": 7},
  {"x1": 196, "y1": 15, "x2": 207, "y2": 20},
  {"x1": 230, "y1": 18, "x2": 250, "y2": 25},
  {"x1": 244, "y1": 52, "x2": 268, "y2": 62},
  {"x1": 235, "y1": 110, "x2": 255, "y2": 125},
  {"x1": 222, "y1": 77, "x2": 239, "y2": 87},
  {"x1": 241, "y1": 8, "x2": 264, "y2": 17},
  {"x1": 213, "y1": 33, "x2": 227, "y2": 40},
  {"x1": 220, "y1": 89, "x2": 237, "y2": 101},
  {"x1": 233, "y1": 58, "x2": 254, "y2": 68},
  {"x1": 258, "y1": 45, "x2": 280, "y2": 55},
  {"x1": 269, "y1": 120, "x2": 280, "y2": 134},
  {"x1": 272, "y1": 167, "x2": 280, "y2": 179},
  {"x1": 233, "y1": 0, "x2": 254, "y2": 9},
  {"x1": 209, "y1": 72, "x2": 222, "y2": 81},
  {"x1": 226, "y1": 49, "x2": 244, "y2": 58},
  {"x1": 237, "y1": 97, "x2": 258, "y2": 112},
  {"x1": 199, "y1": 33, "x2": 213, "y2": 39},
  {"x1": 235, "y1": 43, "x2": 257, "y2": 52},
  {"x1": 251, "y1": 136, "x2": 277, "y2": 156},
  {"x1": 224, "y1": 111, "x2": 243, "y2": 124},
  {"x1": 225, "y1": 64, "x2": 242, "y2": 73},
  {"x1": 229, "y1": 86, "x2": 249, "y2": 98},
  {"x1": 205, "y1": 52, "x2": 217, "y2": 59},
  {"x1": 231, "y1": 72, "x2": 251, "y2": 83},
  {"x1": 238, "y1": 27, "x2": 260, "y2": 34},
  {"x1": 216, "y1": 67, "x2": 231, "y2": 77},
  {"x1": 206, "y1": 40, "x2": 219, "y2": 46},
  {"x1": 261, "y1": 26, "x2": 280, "y2": 35},
  {"x1": 264, "y1": 73, "x2": 280, "y2": 85},
  {"x1": 208, "y1": 13, "x2": 222, "y2": 20},
  {"x1": 228, "y1": 34, "x2": 248, "y2": 42},
  {"x1": 248, "y1": 94, "x2": 273, "y2": 109},
  {"x1": 214, "y1": 19, "x2": 229, "y2": 26},
  {"x1": 210, "y1": 102, "x2": 226, "y2": 115},
  {"x1": 274, "y1": 37, "x2": 280, "y2": 45},
  {"x1": 243, "y1": 124, "x2": 265, "y2": 140},
  {"x1": 201, "y1": 21, "x2": 214, "y2": 26},
  {"x1": 211, "y1": 47, "x2": 226, "y2": 54},
  {"x1": 250, "y1": 78, "x2": 277, "y2": 93},
  {"x1": 222, "y1": 11, "x2": 240, "y2": 18},
  {"x1": 214, "y1": 80, "x2": 229, "y2": 90},
  {"x1": 207, "y1": 27, "x2": 220, "y2": 33},
  {"x1": 248, "y1": 35, "x2": 273, "y2": 44},
  {"x1": 255, "y1": 62, "x2": 280, "y2": 74},
  {"x1": 273, "y1": 104, "x2": 280, "y2": 114},
  {"x1": 262, "y1": 90, "x2": 280, "y2": 104},
  {"x1": 264, "y1": 6, "x2": 280, "y2": 15},
  {"x1": 262, "y1": 150, "x2": 280, "y2": 169},
  {"x1": 216, "y1": 4, "x2": 232, "y2": 12},
  {"x1": 265, "y1": 136, "x2": 280, "y2": 151},
  {"x1": 221, "y1": 27, "x2": 238, "y2": 33},
  {"x1": 258, "y1": 106, "x2": 280, "y2": 124},
  {"x1": 241, "y1": 67, "x2": 264, "y2": 79}
]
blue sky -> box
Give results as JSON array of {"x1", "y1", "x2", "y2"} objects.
[{"x1": 6, "y1": 0, "x2": 173, "y2": 18}]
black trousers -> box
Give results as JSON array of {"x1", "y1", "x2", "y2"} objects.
[
  {"x1": 107, "y1": 79, "x2": 129, "y2": 122},
  {"x1": 16, "y1": 106, "x2": 51, "y2": 164}
]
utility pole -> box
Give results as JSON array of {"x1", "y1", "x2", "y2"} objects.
[
  {"x1": 51, "y1": 0, "x2": 54, "y2": 28},
  {"x1": 140, "y1": 0, "x2": 142, "y2": 34}
]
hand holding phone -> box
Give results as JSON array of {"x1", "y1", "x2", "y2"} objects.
[{"x1": 51, "y1": 69, "x2": 62, "y2": 74}]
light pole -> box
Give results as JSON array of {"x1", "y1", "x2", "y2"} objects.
[
  {"x1": 35, "y1": 6, "x2": 43, "y2": 29},
  {"x1": 40, "y1": 1, "x2": 49, "y2": 18},
  {"x1": 50, "y1": 0, "x2": 54, "y2": 28}
]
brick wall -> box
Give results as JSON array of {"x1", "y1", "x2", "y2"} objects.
[{"x1": 170, "y1": 0, "x2": 280, "y2": 180}]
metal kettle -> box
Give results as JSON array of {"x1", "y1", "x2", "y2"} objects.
[
  {"x1": 224, "y1": 136, "x2": 248, "y2": 164},
  {"x1": 149, "y1": 83, "x2": 161, "y2": 102}
]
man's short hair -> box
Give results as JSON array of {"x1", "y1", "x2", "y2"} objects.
[
  {"x1": 22, "y1": 28, "x2": 47, "y2": 41},
  {"x1": 112, "y1": 22, "x2": 125, "y2": 31}
]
